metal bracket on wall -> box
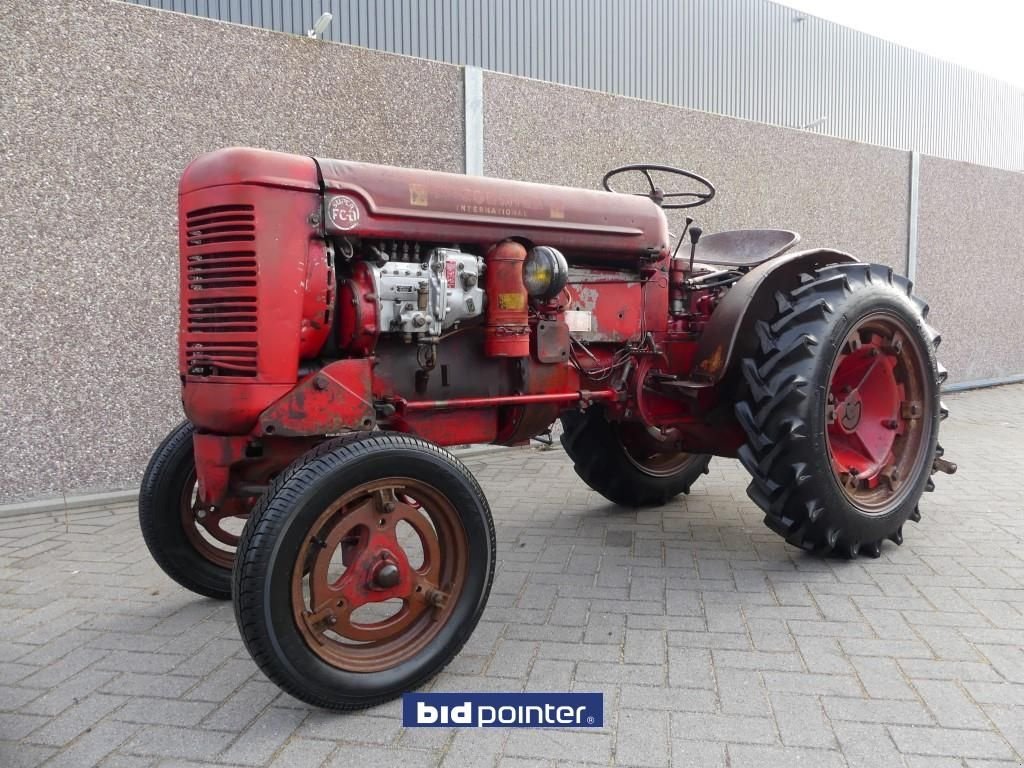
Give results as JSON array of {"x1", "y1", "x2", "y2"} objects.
[
  {"x1": 464, "y1": 66, "x2": 484, "y2": 176},
  {"x1": 906, "y1": 151, "x2": 920, "y2": 283}
]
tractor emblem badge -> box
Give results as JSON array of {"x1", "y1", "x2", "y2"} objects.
[{"x1": 328, "y1": 195, "x2": 360, "y2": 230}]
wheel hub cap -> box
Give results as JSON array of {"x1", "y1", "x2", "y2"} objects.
[{"x1": 372, "y1": 561, "x2": 401, "y2": 589}]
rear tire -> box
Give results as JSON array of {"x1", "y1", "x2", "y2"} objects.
[
  {"x1": 734, "y1": 262, "x2": 947, "y2": 558},
  {"x1": 139, "y1": 422, "x2": 233, "y2": 600},
  {"x1": 560, "y1": 406, "x2": 711, "y2": 507}
]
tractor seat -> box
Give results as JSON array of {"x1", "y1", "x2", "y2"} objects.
[{"x1": 692, "y1": 228, "x2": 800, "y2": 267}]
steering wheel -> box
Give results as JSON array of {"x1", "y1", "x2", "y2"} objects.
[{"x1": 602, "y1": 163, "x2": 716, "y2": 209}]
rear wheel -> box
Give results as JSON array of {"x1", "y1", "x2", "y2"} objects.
[
  {"x1": 232, "y1": 433, "x2": 495, "y2": 710},
  {"x1": 139, "y1": 422, "x2": 246, "y2": 599},
  {"x1": 560, "y1": 407, "x2": 711, "y2": 507},
  {"x1": 734, "y1": 262, "x2": 948, "y2": 557}
]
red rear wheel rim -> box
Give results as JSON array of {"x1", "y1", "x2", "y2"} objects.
[{"x1": 825, "y1": 313, "x2": 930, "y2": 514}]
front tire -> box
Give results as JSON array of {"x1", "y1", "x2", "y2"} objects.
[
  {"x1": 139, "y1": 422, "x2": 239, "y2": 600},
  {"x1": 734, "y1": 262, "x2": 947, "y2": 557},
  {"x1": 232, "y1": 433, "x2": 495, "y2": 710},
  {"x1": 560, "y1": 406, "x2": 711, "y2": 507}
]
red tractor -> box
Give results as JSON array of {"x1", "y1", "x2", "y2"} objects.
[{"x1": 140, "y1": 148, "x2": 954, "y2": 710}]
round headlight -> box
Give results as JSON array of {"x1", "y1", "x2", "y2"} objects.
[{"x1": 522, "y1": 246, "x2": 569, "y2": 301}]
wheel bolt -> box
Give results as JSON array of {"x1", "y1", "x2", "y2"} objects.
[
  {"x1": 326, "y1": 615, "x2": 337, "y2": 626},
  {"x1": 883, "y1": 419, "x2": 899, "y2": 429},
  {"x1": 384, "y1": 502, "x2": 396, "y2": 513},
  {"x1": 195, "y1": 509, "x2": 207, "y2": 520}
]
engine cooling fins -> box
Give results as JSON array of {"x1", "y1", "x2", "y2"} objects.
[{"x1": 734, "y1": 263, "x2": 948, "y2": 559}]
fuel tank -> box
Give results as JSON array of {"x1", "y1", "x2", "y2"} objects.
[{"x1": 316, "y1": 158, "x2": 669, "y2": 267}]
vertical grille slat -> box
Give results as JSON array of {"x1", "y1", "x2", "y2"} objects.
[{"x1": 184, "y1": 205, "x2": 259, "y2": 378}]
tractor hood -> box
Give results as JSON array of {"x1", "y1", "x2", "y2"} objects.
[
  {"x1": 179, "y1": 148, "x2": 670, "y2": 267},
  {"x1": 316, "y1": 157, "x2": 669, "y2": 265}
]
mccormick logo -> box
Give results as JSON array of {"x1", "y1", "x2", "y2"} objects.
[{"x1": 403, "y1": 692, "x2": 603, "y2": 728}]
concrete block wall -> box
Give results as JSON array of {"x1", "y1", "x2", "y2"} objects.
[
  {"x1": 1, "y1": 0, "x2": 464, "y2": 503},
  {"x1": 1, "y1": 0, "x2": 1021, "y2": 503},
  {"x1": 483, "y1": 73, "x2": 910, "y2": 273},
  {"x1": 914, "y1": 157, "x2": 1024, "y2": 384}
]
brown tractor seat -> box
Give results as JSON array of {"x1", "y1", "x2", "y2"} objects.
[{"x1": 692, "y1": 229, "x2": 801, "y2": 267}]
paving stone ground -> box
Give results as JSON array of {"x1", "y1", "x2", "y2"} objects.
[{"x1": 1, "y1": 384, "x2": 1022, "y2": 767}]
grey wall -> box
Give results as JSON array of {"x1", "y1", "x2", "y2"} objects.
[
  {"x1": 121, "y1": 0, "x2": 1024, "y2": 173},
  {"x1": 1, "y1": 0, "x2": 1021, "y2": 504},
  {"x1": 0, "y1": 0, "x2": 463, "y2": 504},
  {"x1": 914, "y1": 157, "x2": 1024, "y2": 384},
  {"x1": 483, "y1": 73, "x2": 910, "y2": 273}
]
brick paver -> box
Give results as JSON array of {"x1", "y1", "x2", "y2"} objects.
[{"x1": 1, "y1": 384, "x2": 1022, "y2": 767}]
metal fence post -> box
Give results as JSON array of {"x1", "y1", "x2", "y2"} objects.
[
  {"x1": 464, "y1": 66, "x2": 484, "y2": 176},
  {"x1": 906, "y1": 151, "x2": 920, "y2": 282}
]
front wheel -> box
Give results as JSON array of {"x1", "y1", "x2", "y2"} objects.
[
  {"x1": 139, "y1": 422, "x2": 245, "y2": 599},
  {"x1": 232, "y1": 434, "x2": 495, "y2": 710},
  {"x1": 735, "y1": 262, "x2": 949, "y2": 558}
]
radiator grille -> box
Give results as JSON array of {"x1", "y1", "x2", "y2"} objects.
[
  {"x1": 185, "y1": 204, "x2": 255, "y2": 246},
  {"x1": 183, "y1": 205, "x2": 259, "y2": 378},
  {"x1": 184, "y1": 340, "x2": 258, "y2": 377}
]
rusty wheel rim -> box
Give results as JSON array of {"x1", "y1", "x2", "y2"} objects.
[
  {"x1": 617, "y1": 423, "x2": 698, "y2": 478},
  {"x1": 291, "y1": 477, "x2": 468, "y2": 673},
  {"x1": 825, "y1": 312, "x2": 930, "y2": 514},
  {"x1": 179, "y1": 468, "x2": 243, "y2": 569}
]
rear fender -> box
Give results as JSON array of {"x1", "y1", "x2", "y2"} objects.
[{"x1": 690, "y1": 248, "x2": 857, "y2": 384}]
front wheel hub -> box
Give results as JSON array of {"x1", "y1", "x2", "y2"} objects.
[
  {"x1": 372, "y1": 561, "x2": 401, "y2": 589},
  {"x1": 291, "y1": 479, "x2": 467, "y2": 673}
]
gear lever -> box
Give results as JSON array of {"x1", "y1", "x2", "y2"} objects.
[{"x1": 687, "y1": 225, "x2": 703, "y2": 274}]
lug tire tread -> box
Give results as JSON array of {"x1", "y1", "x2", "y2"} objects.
[{"x1": 734, "y1": 263, "x2": 947, "y2": 558}]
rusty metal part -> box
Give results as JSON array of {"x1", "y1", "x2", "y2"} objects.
[
  {"x1": 178, "y1": 467, "x2": 247, "y2": 569},
  {"x1": 825, "y1": 313, "x2": 931, "y2": 513},
  {"x1": 534, "y1": 320, "x2": 571, "y2": 363},
  {"x1": 290, "y1": 477, "x2": 468, "y2": 673},
  {"x1": 614, "y1": 422, "x2": 701, "y2": 478},
  {"x1": 257, "y1": 359, "x2": 375, "y2": 437},
  {"x1": 399, "y1": 389, "x2": 618, "y2": 412}
]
